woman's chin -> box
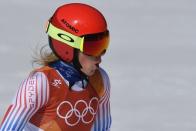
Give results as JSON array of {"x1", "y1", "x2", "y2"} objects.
[{"x1": 87, "y1": 70, "x2": 96, "y2": 76}]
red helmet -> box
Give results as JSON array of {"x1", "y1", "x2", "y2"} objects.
[{"x1": 47, "y1": 3, "x2": 109, "y2": 62}]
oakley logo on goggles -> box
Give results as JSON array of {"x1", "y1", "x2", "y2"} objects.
[{"x1": 46, "y1": 22, "x2": 109, "y2": 56}]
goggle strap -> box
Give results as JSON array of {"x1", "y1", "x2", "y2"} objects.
[
  {"x1": 80, "y1": 37, "x2": 84, "y2": 52},
  {"x1": 47, "y1": 23, "x2": 83, "y2": 51}
]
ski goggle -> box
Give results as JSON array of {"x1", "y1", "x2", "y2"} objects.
[{"x1": 46, "y1": 22, "x2": 109, "y2": 56}]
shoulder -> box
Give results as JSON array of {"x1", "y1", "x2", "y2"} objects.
[
  {"x1": 9, "y1": 68, "x2": 50, "y2": 108},
  {"x1": 89, "y1": 68, "x2": 110, "y2": 98},
  {"x1": 30, "y1": 71, "x2": 48, "y2": 83},
  {"x1": 97, "y1": 68, "x2": 111, "y2": 104},
  {"x1": 99, "y1": 68, "x2": 110, "y2": 81},
  {"x1": 32, "y1": 66, "x2": 57, "y2": 80},
  {"x1": 29, "y1": 68, "x2": 50, "y2": 90},
  {"x1": 29, "y1": 67, "x2": 50, "y2": 94},
  {"x1": 33, "y1": 66, "x2": 54, "y2": 74},
  {"x1": 98, "y1": 68, "x2": 110, "y2": 90}
]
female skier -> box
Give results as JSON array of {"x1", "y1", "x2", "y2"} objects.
[{"x1": 0, "y1": 3, "x2": 111, "y2": 131}]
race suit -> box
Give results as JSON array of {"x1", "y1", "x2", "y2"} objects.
[{"x1": 0, "y1": 60, "x2": 111, "y2": 131}]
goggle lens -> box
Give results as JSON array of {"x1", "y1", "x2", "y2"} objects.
[{"x1": 83, "y1": 31, "x2": 109, "y2": 56}]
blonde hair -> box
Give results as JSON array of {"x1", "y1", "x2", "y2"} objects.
[{"x1": 32, "y1": 44, "x2": 59, "y2": 67}]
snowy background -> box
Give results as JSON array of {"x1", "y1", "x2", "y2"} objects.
[{"x1": 0, "y1": 0, "x2": 196, "y2": 131}]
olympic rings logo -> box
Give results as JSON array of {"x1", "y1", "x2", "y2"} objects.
[{"x1": 56, "y1": 97, "x2": 99, "y2": 126}]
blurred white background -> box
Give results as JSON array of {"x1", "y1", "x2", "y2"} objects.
[{"x1": 0, "y1": 0, "x2": 196, "y2": 130}]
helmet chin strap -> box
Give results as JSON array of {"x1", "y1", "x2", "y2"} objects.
[
  {"x1": 72, "y1": 49, "x2": 88, "y2": 89},
  {"x1": 72, "y1": 49, "x2": 88, "y2": 79}
]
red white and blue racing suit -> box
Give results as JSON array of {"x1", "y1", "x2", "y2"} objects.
[{"x1": 0, "y1": 61, "x2": 111, "y2": 131}]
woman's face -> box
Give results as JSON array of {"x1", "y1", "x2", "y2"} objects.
[{"x1": 78, "y1": 52, "x2": 102, "y2": 76}]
